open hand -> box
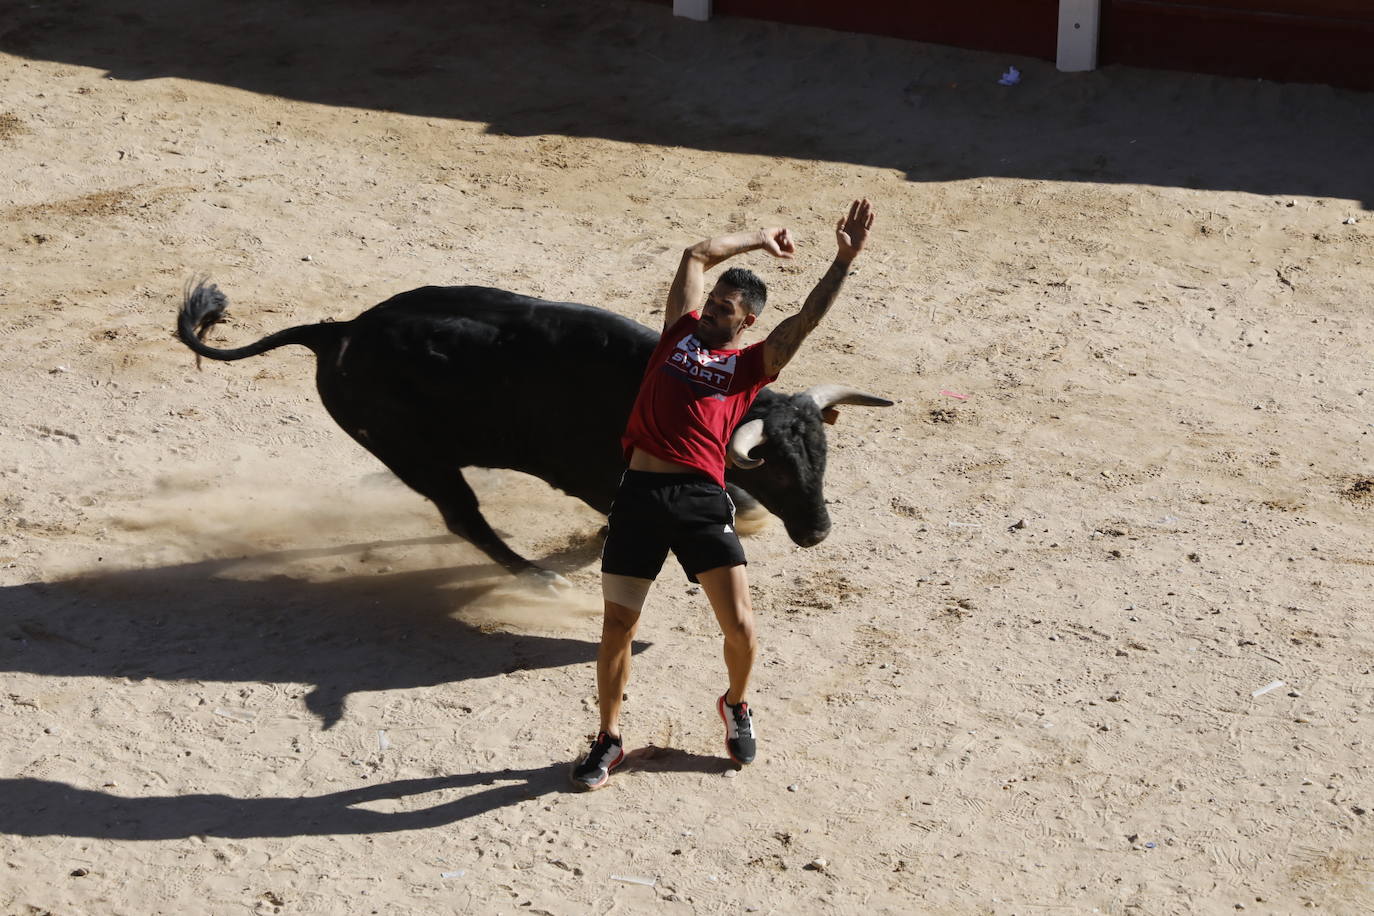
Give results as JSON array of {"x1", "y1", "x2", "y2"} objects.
[
  {"x1": 760, "y1": 227, "x2": 795, "y2": 259},
  {"x1": 836, "y1": 198, "x2": 874, "y2": 261}
]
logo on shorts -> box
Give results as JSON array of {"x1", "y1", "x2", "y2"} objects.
[{"x1": 723, "y1": 524, "x2": 733, "y2": 533}]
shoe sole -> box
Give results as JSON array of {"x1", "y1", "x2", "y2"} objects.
[{"x1": 717, "y1": 695, "x2": 755, "y2": 766}]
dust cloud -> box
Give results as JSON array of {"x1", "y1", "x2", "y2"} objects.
[{"x1": 81, "y1": 462, "x2": 605, "y2": 631}]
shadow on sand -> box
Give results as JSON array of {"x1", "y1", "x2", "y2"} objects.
[
  {"x1": 0, "y1": 533, "x2": 626, "y2": 729},
  {"x1": 0, "y1": 767, "x2": 566, "y2": 839},
  {"x1": 0, "y1": 520, "x2": 710, "y2": 839},
  {"x1": 0, "y1": 746, "x2": 731, "y2": 838},
  {"x1": 1, "y1": 0, "x2": 1369, "y2": 206}
]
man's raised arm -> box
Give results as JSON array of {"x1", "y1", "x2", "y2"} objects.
[
  {"x1": 663, "y1": 226, "x2": 795, "y2": 332},
  {"x1": 763, "y1": 199, "x2": 874, "y2": 376}
]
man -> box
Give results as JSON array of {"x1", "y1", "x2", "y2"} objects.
[{"x1": 571, "y1": 199, "x2": 876, "y2": 790}]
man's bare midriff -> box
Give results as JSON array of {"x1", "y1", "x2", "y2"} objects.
[{"x1": 628, "y1": 447, "x2": 701, "y2": 475}]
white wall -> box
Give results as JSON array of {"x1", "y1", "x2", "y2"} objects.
[
  {"x1": 1057, "y1": 0, "x2": 1101, "y2": 71},
  {"x1": 674, "y1": 0, "x2": 712, "y2": 22}
]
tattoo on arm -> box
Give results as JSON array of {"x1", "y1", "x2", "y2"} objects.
[{"x1": 765, "y1": 259, "x2": 851, "y2": 375}]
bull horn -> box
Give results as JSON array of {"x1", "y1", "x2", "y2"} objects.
[
  {"x1": 728, "y1": 418, "x2": 767, "y2": 469},
  {"x1": 802, "y1": 384, "x2": 895, "y2": 410}
]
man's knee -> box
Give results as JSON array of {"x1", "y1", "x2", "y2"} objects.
[
  {"x1": 603, "y1": 599, "x2": 641, "y2": 635},
  {"x1": 601, "y1": 574, "x2": 649, "y2": 641},
  {"x1": 720, "y1": 609, "x2": 756, "y2": 647}
]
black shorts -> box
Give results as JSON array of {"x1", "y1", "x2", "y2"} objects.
[{"x1": 601, "y1": 470, "x2": 746, "y2": 583}]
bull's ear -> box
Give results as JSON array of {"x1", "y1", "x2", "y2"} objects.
[{"x1": 821, "y1": 407, "x2": 840, "y2": 425}]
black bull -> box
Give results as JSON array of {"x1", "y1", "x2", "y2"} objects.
[{"x1": 176, "y1": 281, "x2": 892, "y2": 577}]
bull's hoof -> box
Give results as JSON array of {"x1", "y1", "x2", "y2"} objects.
[
  {"x1": 733, "y1": 505, "x2": 771, "y2": 538},
  {"x1": 515, "y1": 567, "x2": 573, "y2": 592}
]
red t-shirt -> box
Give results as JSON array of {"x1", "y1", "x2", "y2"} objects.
[{"x1": 622, "y1": 311, "x2": 777, "y2": 486}]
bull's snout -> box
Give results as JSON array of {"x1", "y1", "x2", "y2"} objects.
[{"x1": 790, "y1": 519, "x2": 831, "y2": 548}]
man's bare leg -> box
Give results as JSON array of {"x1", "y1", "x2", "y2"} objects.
[
  {"x1": 596, "y1": 599, "x2": 641, "y2": 737},
  {"x1": 696, "y1": 564, "x2": 757, "y2": 705}
]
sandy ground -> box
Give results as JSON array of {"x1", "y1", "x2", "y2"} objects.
[{"x1": 2, "y1": 1, "x2": 1373, "y2": 913}]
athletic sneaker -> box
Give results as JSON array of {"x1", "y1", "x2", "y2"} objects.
[
  {"x1": 570, "y1": 731, "x2": 624, "y2": 790},
  {"x1": 718, "y1": 693, "x2": 756, "y2": 765}
]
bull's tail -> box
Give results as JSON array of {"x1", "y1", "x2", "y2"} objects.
[{"x1": 177, "y1": 277, "x2": 336, "y2": 364}]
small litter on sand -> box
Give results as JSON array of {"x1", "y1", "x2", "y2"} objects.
[
  {"x1": 212, "y1": 707, "x2": 256, "y2": 723},
  {"x1": 939, "y1": 390, "x2": 969, "y2": 400},
  {"x1": 440, "y1": 870, "x2": 465, "y2": 879},
  {"x1": 610, "y1": 874, "x2": 657, "y2": 887},
  {"x1": 1251, "y1": 680, "x2": 1285, "y2": 697}
]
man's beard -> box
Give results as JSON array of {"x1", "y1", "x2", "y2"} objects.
[{"x1": 696, "y1": 318, "x2": 733, "y2": 348}]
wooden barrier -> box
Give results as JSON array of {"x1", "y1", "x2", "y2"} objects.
[
  {"x1": 1103, "y1": 1, "x2": 1374, "y2": 90},
  {"x1": 659, "y1": 0, "x2": 1374, "y2": 90},
  {"x1": 712, "y1": 0, "x2": 1060, "y2": 61}
]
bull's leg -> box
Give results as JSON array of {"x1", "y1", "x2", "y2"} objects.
[
  {"x1": 386, "y1": 463, "x2": 539, "y2": 577},
  {"x1": 725, "y1": 483, "x2": 771, "y2": 537},
  {"x1": 725, "y1": 483, "x2": 759, "y2": 516}
]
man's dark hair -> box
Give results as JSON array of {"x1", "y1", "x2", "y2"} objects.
[{"x1": 720, "y1": 266, "x2": 767, "y2": 316}]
